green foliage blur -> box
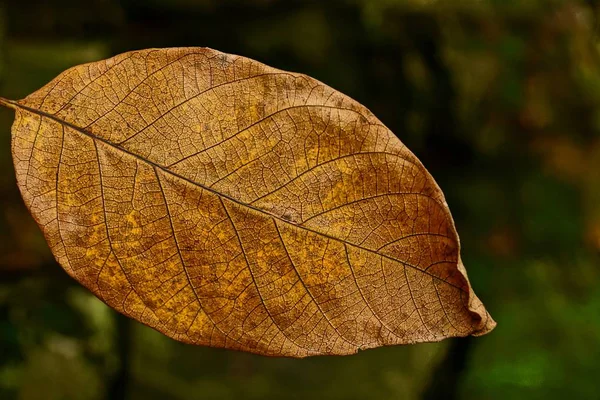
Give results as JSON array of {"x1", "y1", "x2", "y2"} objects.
[{"x1": 1, "y1": 0, "x2": 599, "y2": 399}]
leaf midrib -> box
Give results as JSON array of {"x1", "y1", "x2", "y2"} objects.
[{"x1": 9, "y1": 99, "x2": 467, "y2": 293}]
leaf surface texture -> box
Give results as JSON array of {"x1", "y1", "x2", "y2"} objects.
[{"x1": 6, "y1": 48, "x2": 495, "y2": 357}]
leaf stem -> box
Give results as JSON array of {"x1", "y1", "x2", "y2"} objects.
[{"x1": 0, "y1": 96, "x2": 17, "y2": 110}]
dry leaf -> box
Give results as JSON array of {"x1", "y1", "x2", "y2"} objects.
[{"x1": 0, "y1": 48, "x2": 495, "y2": 357}]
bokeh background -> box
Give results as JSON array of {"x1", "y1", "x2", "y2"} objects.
[{"x1": 1, "y1": 0, "x2": 599, "y2": 399}]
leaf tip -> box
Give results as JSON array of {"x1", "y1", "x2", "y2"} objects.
[
  {"x1": 456, "y1": 257, "x2": 496, "y2": 337},
  {"x1": 471, "y1": 308, "x2": 497, "y2": 337},
  {"x1": 467, "y1": 293, "x2": 497, "y2": 336}
]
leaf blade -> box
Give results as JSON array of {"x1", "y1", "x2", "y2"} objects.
[{"x1": 8, "y1": 47, "x2": 495, "y2": 357}]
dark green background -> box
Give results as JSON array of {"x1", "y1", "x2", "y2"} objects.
[{"x1": 1, "y1": 0, "x2": 599, "y2": 399}]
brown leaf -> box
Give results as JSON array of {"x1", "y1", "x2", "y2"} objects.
[{"x1": 0, "y1": 48, "x2": 495, "y2": 357}]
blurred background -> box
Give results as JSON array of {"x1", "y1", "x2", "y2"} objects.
[{"x1": 1, "y1": 0, "x2": 599, "y2": 399}]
